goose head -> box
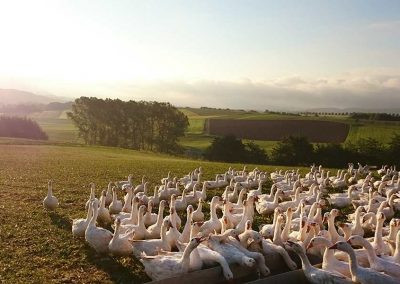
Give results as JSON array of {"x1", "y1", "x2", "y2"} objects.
[
  {"x1": 307, "y1": 236, "x2": 331, "y2": 250},
  {"x1": 328, "y1": 241, "x2": 352, "y2": 253},
  {"x1": 284, "y1": 240, "x2": 304, "y2": 254}
]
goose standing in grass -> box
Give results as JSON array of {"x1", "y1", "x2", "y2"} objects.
[
  {"x1": 43, "y1": 180, "x2": 59, "y2": 211},
  {"x1": 97, "y1": 190, "x2": 111, "y2": 225},
  {"x1": 72, "y1": 198, "x2": 93, "y2": 238},
  {"x1": 348, "y1": 235, "x2": 400, "y2": 278},
  {"x1": 109, "y1": 187, "x2": 122, "y2": 214},
  {"x1": 192, "y1": 198, "x2": 204, "y2": 222},
  {"x1": 85, "y1": 183, "x2": 98, "y2": 210},
  {"x1": 285, "y1": 241, "x2": 352, "y2": 284},
  {"x1": 146, "y1": 200, "x2": 166, "y2": 239},
  {"x1": 108, "y1": 218, "x2": 133, "y2": 256},
  {"x1": 330, "y1": 241, "x2": 400, "y2": 284},
  {"x1": 85, "y1": 200, "x2": 113, "y2": 254},
  {"x1": 105, "y1": 182, "x2": 113, "y2": 206},
  {"x1": 132, "y1": 219, "x2": 172, "y2": 258}
]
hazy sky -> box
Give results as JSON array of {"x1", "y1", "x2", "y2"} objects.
[{"x1": 0, "y1": 0, "x2": 399, "y2": 110}]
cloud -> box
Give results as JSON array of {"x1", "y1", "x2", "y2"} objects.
[
  {"x1": 1, "y1": 70, "x2": 400, "y2": 111},
  {"x1": 111, "y1": 70, "x2": 400, "y2": 111}
]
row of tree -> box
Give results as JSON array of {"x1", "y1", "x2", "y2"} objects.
[
  {"x1": 67, "y1": 97, "x2": 189, "y2": 153},
  {"x1": 204, "y1": 134, "x2": 400, "y2": 167},
  {"x1": 350, "y1": 112, "x2": 400, "y2": 121},
  {"x1": 0, "y1": 102, "x2": 73, "y2": 116},
  {"x1": 0, "y1": 116, "x2": 48, "y2": 140}
]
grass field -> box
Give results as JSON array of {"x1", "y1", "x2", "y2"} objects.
[
  {"x1": 0, "y1": 143, "x2": 304, "y2": 283},
  {"x1": 28, "y1": 107, "x2": 400, "y2": 156}
]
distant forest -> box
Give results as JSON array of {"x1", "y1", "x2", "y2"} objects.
[
  {"x1": 0, "y1": 116, "x2": 48, "y2": 140},
  {"x1": 67, "y1": 97, "x2": 189, "y2": 153},
  {"x1": 0, "y1": 102, "x2": 73, "y2": 115}
]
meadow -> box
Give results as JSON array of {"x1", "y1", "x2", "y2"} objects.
[{"x1": 0, "y1": 143, "x2": 301, "y2": 283}]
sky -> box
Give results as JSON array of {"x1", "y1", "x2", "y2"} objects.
[{"x1": 0, "y1": 0, "x2": 399, "y2": 110}]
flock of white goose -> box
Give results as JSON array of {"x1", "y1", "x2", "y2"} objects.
[{"x1": 42, "y1": 163, "x2": 400, "y2": 284}]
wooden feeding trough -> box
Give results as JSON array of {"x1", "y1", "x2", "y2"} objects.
[{"x1": 147, "y1": 251, "x2": 321, "y2": 284}]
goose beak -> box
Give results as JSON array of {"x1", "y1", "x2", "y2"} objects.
[
  {"x1": 329, "y1": 244, "x2": 338, "y2": 250},
  {"x1": 306, "y1": 242, "x2": 313, "y2": 250},
  {"x1": 235, "y1": 235, "x2": 240, "y2": 241}
]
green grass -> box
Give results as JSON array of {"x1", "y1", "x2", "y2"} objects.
[
  {"x1": 1, "y1": 143, "x2": 310, "y2": 283},
  {"x1": 27, "y1": 107, "x2": 400, "y2": 157}
]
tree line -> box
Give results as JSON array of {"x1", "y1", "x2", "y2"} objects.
[
  {"x1": 0, "y1": 102, "x2": 73, "y2": 116},
  {"x1": 0, "y1": 116, "x2": 48, "y2": 140},
  {"x1": 204, "y1": 134, "x2": 400, "y2": 167},
  {"x1": 67, "y1": 97, "x2": 189, "y2": 153}
]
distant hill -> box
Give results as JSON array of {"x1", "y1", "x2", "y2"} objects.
[{"x1": 0, "y1": 89, "x2": 68, "y2": 105}]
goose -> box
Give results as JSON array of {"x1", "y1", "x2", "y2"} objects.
[
  {"x1": 85, "y1": 200, "x2": 113, "y2": 254},
  {"x1": 221, "y1": 227, "x2": 271, "y2": 277},
  {"x1": 231, "y1": 187, "x2": 248, "y2": 213},
  {"x1": 255, "y1": 189, "x2": 283, "y2": 215},
  {"x1": 105, "y1": 182, "x2": 113, "y2": 206},
  {"x1": 194, "y1": 182, "x2": 207, "y2": 203},
  {"x1": 43, "y1": 180, "x2": 59, "y2": 211},
  {"x1": 120, "y1": 205, "x2": 147, "y2": 240},
  {"x1": 146, "y1": 200, "x2": 166, "y2": 239},
  {"x1": 120, "y1": 197, "x2": 139, "y2": 225},
  {"x1": 144, "y1": 200, "x2": 158, "y2": 227},
  {"x1": 328, "y1": 186, "x2": 356, "y2": 208},
  {"x1": 285, "y1": 241, "x2": 351, "y2": 284},
  {"x1": 248, "y1": 180, "x2": 264, "y2": 197},
  {"x1": 85, "y1": 183, "x2": 98, "y2": 210},
  {"x1": 259, "y1": 207, "x2": 283, "y2": 239},
  {"x1": 136, "y1": 182, "x2": 151, "y2": 204},
  {"x1": 166, "y1": 207, "x2": 182, "y2": 249},
  {"x1": 281, "y1": 207, "x2": 293, "y2": 242},
  {"x1": 235, "y1": 200, "x2": 252, "y2": 233},
  {"x1": 206, "y1": 234, "x2": 256, "y2": 268},
  {"x1": 179, "y1": 205, "x2": 194, "y2": 243},
  {"x1": 259, "y1": 184, "x2": 277, "y2": 202},
  {"x1": 348, "y1": 235, "x2": 400, "y2": 278},
  {"x1": 109, "y1": 187, "x2": 122, "y2": 214},
  {"x1": 132, "y1": 219, "x2": 172, "y2": 258},
  {"x1": 192, "y1": 198, "x2": 204, "y2": 222},
  {"x1": 338, "y1": 223, "x2": 352, "y2": 240},
  {"x1": 278, "y1": 186, "x2": 302, "y2": 211},
  {"x1": 199, "y1": 196, "x2": 222, "y2": 235},
  {"x1": 224, "y1": 200, "x2": 241, "y2": 227},
  {"x1": 168, "y1": 199, "x2": 182, "y2": 229},
  {"x1": 205, "y1": 173, "x2": 228, "y2": 189},
  {"x1": 161, "y1": 171, "x2": 172, "y2": 185},
  {"x1": 330, "y1": 241, "x2": 400, "y2": 284},
  {"x1": 72, "y1": 198, "x2": 93, "y2": 238},
  {"x1": 174, "y1": 191, "x2": 188, "y2": 212},
  {"x1": 227, "y1": 183, "x2": 240, "y2": 203},
  {"x1": 134, "y1": 175, "x2": 146, "y2": 194},
  {"x1": 307, "y1": 237, "x2": 351, "y2": 278},
  {"x1": 272, "y1": 214, "x2": 285, "y2": 246},
  {"x1": 327, "y1": 209, "x2": 345, "y2": 244},
  {"x1": 140, "y1": 237, "x2": 205, "y2": 281},
  {"x1": 371, "y1": 212, "x2": 391, "y2": 255},
  {"x1": 382, "y1": 230, "x2": 400, "y2": 264},
  {"x1": 118, "y1": 174, "x2": 133, "y2": 190},
  {"x1": 247, "y1": 230, "x2": 297, "y2": 271},
  {"x1": 149, "y1": 186, "x2": 160, "y2": 206},
  {"x1": 121, "y1": 187, "x2": 133, "y2": 213},
  {"x1": 97, "y1": 190, "x2": 112, "y2": 225},
  {"x1": 108, "y1": 218, "x2": 133, "y2": 256}
]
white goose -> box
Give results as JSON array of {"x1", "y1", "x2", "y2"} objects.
[
  {"x1": 199, "y1": 196, "x2": 222, "y2": 235},
  {"x1": 85, "y1": 200, "x2": 113, "y2": 254},
  {"x1": 285, "y1": 241, "x2": 351, "y2": 284},
  {"x1": 97, "y1": 190, "x2": 112, "y2": 225},
  {"x1": 108, "y1": 218, "x2": 133, "y2": 256},
  {"x1": 105, "y1": 182, "x2": 113, "y2": 206},
  {"x1": 144, "y1": 200, "x2": 158, "y2": 227},
  {"x1": 109, "y1": 187, "x2": 122, "y2": 214},
  {"x1": 132, "y1": 219, "x2": 172, "y2": 258},
  {"x1": 330, "y1": 241, "x2": 400, "y2": 284},
  {"x1": 192, "y1": 198, "x2": 204, "y2": 222},
  {"x1": 146, "y1": 200, "x2": 166, "y2": 239},
  {"x1": 133, "y1": 175, "x2": 146, "y2": 194},
  {"x1": 348, "y1": 235, "x2": 400, "y2": 278},
  {"x1": 72, "y1": 198, "x2": 93, "y2": 238},
  {"x1": 140, "y1": 237, "x2": 204, "y2": 281},
  {"x1": 43, "y1": 180, "x2": 59, "y2": 211}
]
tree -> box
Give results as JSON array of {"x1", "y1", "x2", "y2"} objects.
[{"x1": 271, "y1": 136, "x2": 313, "y2": 166}]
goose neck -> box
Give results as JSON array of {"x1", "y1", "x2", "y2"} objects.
[
  {"x1": 297, "y1": 249, "x2": 313, "y2": 271},
  {"x1": 210, "y1": 201, "x2": 218, "y2": 220},
  {"x1": 362, "y1": 239, "x2": 378, "y2": 264}
]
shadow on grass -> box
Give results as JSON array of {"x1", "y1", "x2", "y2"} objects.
[
  {"x1": 49, "y1": 212, "x2": 71, "y2": 231},
  {"x1": 83, "y1": 244, "x2": 150, "y2": 283}
]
